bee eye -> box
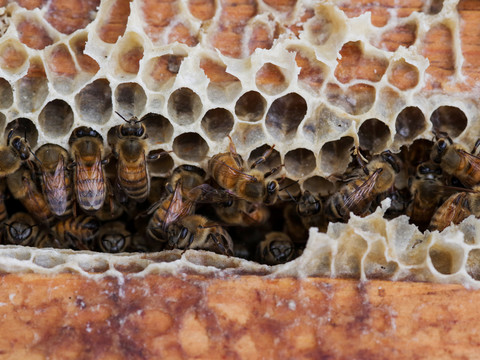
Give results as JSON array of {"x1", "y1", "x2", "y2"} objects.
[
  {"x1": 438, "y1": 140, "x2": 447, "y2": 152},
  {"x1": 267, "y1": 181, "x2": 277, "y2": 194},
  {"x1": 180, "y1": 227, "x2": 189, "y2": 239},
  {"x1": 135, "y1": 127, "x2": 145, "y2": 137}
]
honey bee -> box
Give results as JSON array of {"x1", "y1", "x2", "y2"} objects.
[
  {"x1": 431, "y1": 137, "x2": 480, "y2": 188},
  {"x1": 208, "y1": 137, "x2": 281, "y2": 204},
  {"x1": 97, "y1": 221, "x2": 131, "y2": 253},
  {"x1": 34, "y1": 231, "x2": 63, "y2": 249},
  {"x1": 69, "y1": 127, "x2": 106, "y2": 213},
  {"x1": 7, "y1": 166, "x2": 54, "y2": 225},
  {"x1": 3, "y1": 212, "x2": 38, "y2": 246},
  {"x1": 52, "y1": 215, "x2": 100, "y2": 250},
  {"x1": 166, "y1": 215, "x2": 234, "y2": 256},
  {"x1": 35, "y1": 144, "x2": 73, "y2": 217},
  {"x1": 0, "y1": 129, "x2": 33, "y2": 177},
  {"x1": 255, "y1": 232, "x2": 295, "y2": 265},
  {"x1": 215, "y1": 199, "x2": 269, "y2": 226},
  {"x1": 325, "y1": 150, "x2": 401, "y2": 221}
]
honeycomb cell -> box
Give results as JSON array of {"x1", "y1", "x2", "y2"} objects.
[
  {"x1": 45, "y1": 43, "x2": 78, "y2": 94},
  {"x1": 200, "y1": 58, "x2": 242, "y2": 104},
  {"x1": 143, "y1": 55, "x2": 185, "y2": 92},
  {"x1": 0, "y1": 78, "x2": 13, "y2": 109},
  {"x1": 466, "y1": 249, "x2": 480, "y2": 281},
  {"x1": 278, "y1": 178, "x2": 301, "y2": 201},
  {"x1": 141, "y1": 0, "x2": 177, "y2": 44},
  {"x1": 288, "y1": 8, "x2": 314, "y2": 37},
  {"x1": 141, "y1": 113, "x2": 174, "y2": 145},
  {"x1": 235, "y1": 91, "x2": 267, "y2": 122},
  {"x1": 0, "y1": 113, "x2": 6, "y2": 132},
  {"x1": 116, "y1": 33, "x2": 144, "y2": 75},
  {"x1": 302, "y1": 176, "x2": 335, "y2": 197},
  {"x1": 69, "y1": 33, "x2": 99, "y2": 74},
  {"x1": 263, "y1": 0, "x2": 296, "y2": 12},
  {"x1": 247, "y1": 144, "x2": 281, "y2": 173},
  {"x1": 38, "y1": 100, "x2": 74, "y2": 138},
  {"x1": 5, "y1": 118, "x2": 38, "y2": 148},
  {"x1": 0, "y1": 39, "x2": 28, "y2": 72},
  {"x1": 334, "y1": 42, "x2": 388, "y2": 84},
  {"x1": 302, "y1": 105, "x2": 352, "y2": 143},
  {"x1": 319, "y1": 136, "x2": 354, "y2": 175},
  {"x1": 358, "y1": 118, "x2": 391, "y2": 153},
  {"x1": 430, "y1": 106, "x2": 467, "y2": 138},
  {"x1": 16, "y1": 16, "x2": 54, "y2": 50},
  {"x1": 75, "y1": 79, "x2": 112, "y2": 125},
  {"x1": 375, "y1": 23, "x2": 417, "y2": 52},
  {"x1": 148, "y1": 149, "x2": 174, "y2": 174},
  {"x1": 425, "y1": 0, "x2": 444, "y2": 15},
  {"x1": 168, "y1": 88, "x2": 203, "y2": 126},
  {"x1": 334, "y1": 235, "x2": 367, "y2": 278},
  {"x1": 15, "y1": 58, "x2": 48, "y2": 113},
  {"x1": 188, "y1": 0, "x2": 216, "y2": 20},
  {"x1": 289, "y1": 46, "x2": 328, "y2": 94},
  {"x1": 326, "y1": 83, "x2": 376, "y2": 115},
  {"x1": 284, "y1": 148, "x2": 316, "y2": 177},
  {"x1": 388, "y1": 60, "x2": 419, "y2": 91},
  {"x1": 17, "y1": 0, "x2": 45, "y2": 10},
  {"x1": 248, "y1": 22, "x2": 275, "y2": 55},
  {"x1": 168, "y1": 23, "x2": 198, "y2": 47},
  {"x1": 201, "y1": 108, "x2": 234, "y2": 141},
  {"x1": 97, "y1": 0, "x2": 130, "y2": 43},
  {"x1": 44, "y1": 0, "x2": 100, "y2": 35},
  {"x1": 255, "y1": 63, "x2": 288, "y2": 96},
  {"x1": 173, "y1": 133, "x2": 209, "y2": 162},
  {"x1": 429, "y1": 244, "x2": 464, "y2": 275},
  {"x1": 231, "y1": 123, "x2": 265, "y2": 151},
  {"x1": 265, "y1": 93, "x2": 307, "y2": 141},
  {"x1": 394, "y1": 106, "x2": 426, "y2": 142},
  {"x1": 304, "y1": 9, "x2": 335, "y2": 46},
  {"x1": 114, "y1": 83, "x2": 147, "y2": 118}
]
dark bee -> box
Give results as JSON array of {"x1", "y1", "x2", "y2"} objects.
[
  {"x1": 52, "y1": 215, "x2": 100, "y2": 250},
  {"x1": 3, "y1": 212, "x2": 38, "y2": 246},
  {"x1": 0, "y1": 129, "x2": 33, "y2": 177},
  {"x1": 256, "y1": 232, "x2": 295, "y2": 265},
  {"x1": 97, "y1": 221, "x2": 131, "y2": 253}
]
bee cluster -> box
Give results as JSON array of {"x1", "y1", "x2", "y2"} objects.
[{"x1": 0, "y1": 111, "x2": 478, "y2": 267}]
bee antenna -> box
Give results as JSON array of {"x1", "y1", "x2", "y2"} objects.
[
  {"x1": 29, "y1": 148, "x2": 42, "y2": 164},
  {"x1": 6, "y1": 129, "x2": 14, "y2": 146},
  {"x1": 115, "y1": 111, "x2": 130, "y2": 124},
  {"x1": 283, "y1": 188, "x2": 298, "y2": 204},
  {"x1": 278, "y1": 179, "x2": 299, "y2": 192}
]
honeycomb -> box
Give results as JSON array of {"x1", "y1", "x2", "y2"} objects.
[{"x1": 0, "y1": 0, "x2": 480, "y2": 287}]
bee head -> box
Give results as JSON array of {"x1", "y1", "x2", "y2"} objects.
[
  {"x1": 381, "y1": 150, "x2": 400, "y2": 173},
  {"x1": 269, "y1": 239, "x2": 294, "y2": 263},
  {"x1": 70, "y1": 127, "x2": 102, "y2": 145},
  {"x1": 432, "y1": 138, "x2": 449, "y2": 163},
  {"x1": 264, "y1": 180, "x2": 279, "y2": 205},
  {"x1": 116, "y1": 112, "x2": 146, "y2": 138},
  {"x1": 11, "y1": 136, "x2": 30, "y2": 160},
  {"x1": 100, "y1": 234, "x2": 127, "y2": 253}
]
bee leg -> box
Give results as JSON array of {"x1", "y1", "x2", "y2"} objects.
[
  {"x1": 473, "y1": 139, "x2": 480, "y2": 154},
  {"x1": 66, "y1": 161, "x2": 77, "y2": 171},
  {"x1": 147, "y1": 150, "x2": 171, "y2": 161},
  {"x1": 250, "y1": 145, "x2": 275, "y2": 169},
  {"x1": 209, "y1": 233, "x2": 232, "y2": 256},
  {"x1": 264, "y1": 164, "x2": 284, "y2": 178}
]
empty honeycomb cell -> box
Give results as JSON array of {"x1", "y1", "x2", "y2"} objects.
[
  {"x1": 289, "y1": 46, "x2": 328, "y2": 94},
  {"x1": 430, "y1": 106, "x2": 467, "y2": 138},
  {"x1": 429, "y1": 244, "x2": 464, "y2": 275},
  {"x1": 168, "y1": 88, "x2": 203, "y2": 126},
  {"x1": 78, "y1": 258, "x2": 110, "y2": 274},
  {"x1": 394, "y1": 106, "x2": 426, "y2": 142},
  {"x1": 75, "y1": 79, "x2": 112, "y2": 125},
  {"x1": 0, "y1": 78, "x2": 13, "y2": 109},
  {"x1": 235, "y1": 91, "x2": 266, "y2": 122},
  {"x1": 425, "y1": 0, "x2": 444, "y2": 14},
  {"x1": 141, "y1": 113, "x2": 174, "y2": 145},
  {"x1": 45, "y1": 43, "x2": 78, "y2": 94},
  {"x1": 255, "y1": 63, "x2": 288, "y2": 96},
  {"x1": 97, "y1": 0, "x2": 130, "y2": 44},
  {"x1": 388, "y1": 59, "x2": 419, "y2": 91},
  {"x1": 148, "y1": 149, "x2": 174, "y2": 174},
  {"x1": 304, "y1": 9, "x2": 336, "y2": 46},
  {"x1": 247, "y1": 22, "x2": 275, "y2": 55},
  {"x1": 114, "y1": 83, "x2": 147, "y2": 118},
  {"x1": 69, "y1": 34, "x2": 100, "y2": 74},
  {"x1": 284, "y1": 148, "x2": 316, "y2": 178},
  {"x1": 302, "y1": 176, "x2": 335, "y2": 197},
  {"x1": 0, "y1": 39, "x2": 28, "y2": 72},
  {"x1": 15, "y1": 58, "x2": 48, "y2": 113},
  {"x1": 201, "y1": 108, "x2": 234, "y2": 141},
  {"x1": 278, "y1": 178, "x2": 301, "y2": 201},
  {"x1": 319, "y1": 136, "x2": 354, "y2": 175},
  {"x1": 326, "y1": 83, "x2": 376, "y2": 115},
  {"x1": 364, "y1": 242, "x2": 399, "y2": 280},
  {"x1": 302, "y1": 105, "x2": 352, "y2": 143},
  {"x1": 44, "y1": 0, "x2": 100, "y2": 35},
  {"x1": 173, "y1": 133, "x2": 209, "y2": 162},
  {"x1": 466, "y1": 249, "x2": 480, "y2": 280},
  {"x1": 5, "y1": 118, "x2": 38, "y2": 148},
  {"x1": 358, "y1": 118, "x2": 391, "y2": 153},
  {"x1": 168, "y1": 23, "x2": 198, "y2": 47},
  {"x1": 288, "y1": 8, "x2": 314, "y2": 37},
  {"x1": 143, "y1": 55, "x2": 185, "y2": 92},
  {"x1": 200, "y1": 58, "x2": 242, "y2": 103},
  {"x1": 231, "y1": 123, "x2": 265, "y2": 151},
  {"x1": 116, "y1": 33, "x2": 144, "y2": 75},
  {"x1": 38, "y1": 100, "x2": 74, "y2": 138},
  {"x1": 265, "y1": 93, "x2": 307, "y2": 141},
  {"x1": 374, "y1": 22, "x2": 417, "y2": 52},
  {"x1": 247, "y1": 144, "x2": 281, "y2": 172},
  {"x1": 335, "y1": 42, "x2": 388, "y2": 84},
  {"x1": 16, "y1": 16, "x2": 54, "y2": 50},
  {"x1": 188, "y1": 0, "x2": 216, "y2": 20},
  {"x1": 141, "y1": 0, "x2": 176, "y2": 44},
  {"x1": 334, "y1": 235, "x2": 368, "y2": 278}
]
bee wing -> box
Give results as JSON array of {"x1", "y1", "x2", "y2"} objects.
[
  {"x1": 343, "y1": 169, "x2": 382, "y2": 210},
  {"x1": 459, "y1": 150, "x2": 480, "y2": 183},
  {"x1": 163, "y1": 183, "x2": 194, "y2": 231},
  {"x1": 75, "y1": 154, "x2": 105, "y2": 210},
  {"x1": 42, "y1": 158, "x2": 68, "y2": 213},
  {"x1": 187, "y1": 184, "x2": 234, "y2": 203},
  {"x1": 210, "y1": 158, "x2": 257, "y2": 182}
]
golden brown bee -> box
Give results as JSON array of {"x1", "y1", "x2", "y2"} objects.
[
  {"x1": 208, "y1": 137, "x2": 281, "y2": 204},
  {"x1": 256, "y1": 232, "x2": 295, "y2": 265},
  {"x1": 3, "y1": 212, "x2": 38, "y2": 246},
  {"x1": 215, "y1": 199, "x2": 269, "y2": 227},
  {"x1": 34, "y1": 231, "x2": 63, "y2": 249},
  {"x1": 7, "y1": 167, "x2": 54, "y2": 225},
  {"x1": 97, "y1": 221, "x2": 131, "y2": 253},
  {"x1": 166, "y1": 215, "x2": 234, "y2": 256},
  {"x1": 0, "y1": 130, "x2": 33, "y2": 177},
  {"x1": 326, "y1": 150, "x2": 401, "y2": 221},
  {"x1": 431, "y1": 137, "x2": 480, "y2": 188},
  {"x1": 69, "y1": 127, "x2": 106, "y2": 213},
  {"x1": 35, "y1": 144, "x2": 73, "y2": 217},
  {"x1": 52, "y1": 215, "x2": 100, "y2": 250}
]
